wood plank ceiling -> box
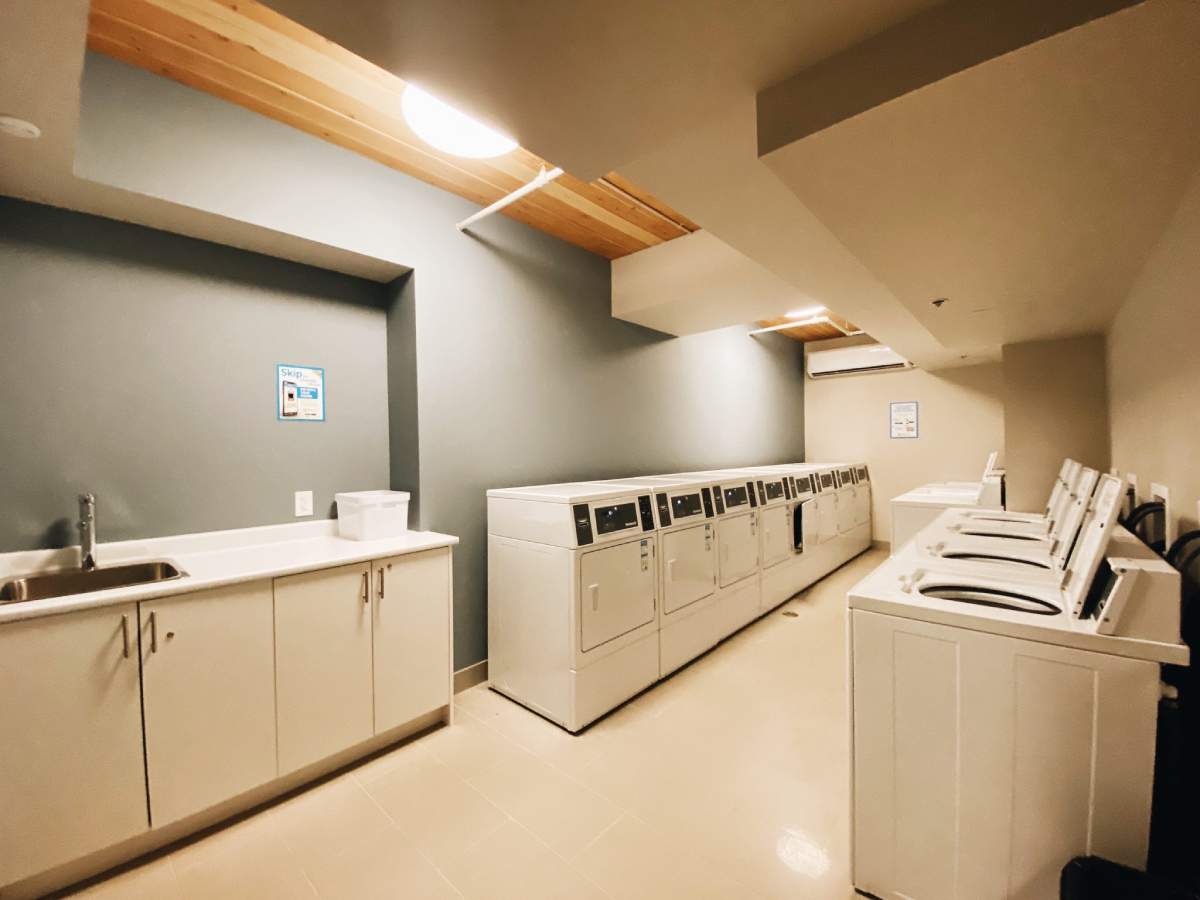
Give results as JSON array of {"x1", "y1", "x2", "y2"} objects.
[
  {"x1": 754, "y1": 313, "x2": 863, "y2": 342},
  {"x1": 85, "y1": 0, "x2": 701, "y2": 260}
]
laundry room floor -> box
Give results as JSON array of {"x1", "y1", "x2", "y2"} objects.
[{"x1": 69, "y1": 549, "x2": 884, "y2": 900}]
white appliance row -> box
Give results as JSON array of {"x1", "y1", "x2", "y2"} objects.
[
  {"x1": 889, "y1": 449, "x2": 1008, "y2": 549},
  {"x1": 849, "y1": 462, "x2": 1189, "y2": 900},
  {"x1": 487, "y1": 461, "x2": 872, "y2": 731}
]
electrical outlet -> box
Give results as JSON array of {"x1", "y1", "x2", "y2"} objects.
[
  {"x1": 1151, "y1": 482, "x2": 1173, "y2": 548},
  {"x1": 294, "y1": 490, "x2": 313, "y2": 517}
]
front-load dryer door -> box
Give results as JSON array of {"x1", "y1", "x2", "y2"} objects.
[
  {"x1": 816, "y1": 495, "x2": 838, "y2": 544},
  {"x1": 800, "y1": 499, "x2": 820, "y2": 551},
  {"x1": 662, "y1": 523, "x2": 715, "y2": 615},
  {"x1": 853, "y1": 484, "x2": 871, "y2": 527},
  {"x1": 760, "y1": 506, "x2": 791, "y2": 568},
  {"x1": 719, "y1": 512, "x2": 759, "y2": 587},
  {"x1": 836, "y1": 490, "x2": 856, "y2": 534},
  {"x1": 579, "y1": 537, "x2": 657, "y2": 653}
]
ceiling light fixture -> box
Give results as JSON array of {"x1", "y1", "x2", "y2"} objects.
[
  {"x1": 401, "y1": 85, "x2": 517, "y2": 159},
  {"x1": 785, "y1": 305, "x2": 826, "y2": 319},
  {"x1": 0, "y1": 115, "x2": 41, "y2": 140}
]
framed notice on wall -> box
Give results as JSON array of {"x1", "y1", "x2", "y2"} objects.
[
  {"x1": 889, "y1": 400, "x2": 918, "y2": 439},
  {"x1": 277, "y1": 364, "x2": 325, "y2": 422}
]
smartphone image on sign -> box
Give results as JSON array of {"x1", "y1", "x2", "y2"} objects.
[{"x1": 282, "y1": 381, "x2": 299, "y2": 417}]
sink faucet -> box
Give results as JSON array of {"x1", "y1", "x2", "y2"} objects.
[{"x1": 78, "y1": 493, "x2": 97, "y2": 571}]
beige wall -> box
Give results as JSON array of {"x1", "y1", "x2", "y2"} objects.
[
  {"x1": 804, "y1": 356, "x2": 1005, "y2": 542},
  {"x1": 1001, "y1": 336, "x2": 1111, "y2": 512},
  {"x1": 1108, "y1": 166, "x2": 1200, "y2": 535}
]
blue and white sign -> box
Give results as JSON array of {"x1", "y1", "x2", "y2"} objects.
[{"x1": 277, "y1": 364, "x2": 325, "y2": 422}]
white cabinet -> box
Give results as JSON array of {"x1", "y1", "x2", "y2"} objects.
[
  {"x1": 372, "y1": 548, "x2": 452, "y2": 734},
  {"x1": 275, "y1": 563, "x2": 374, "y2": 774},
  {"x1": 0, "y1": 604, "x2": 147, "y2": 886},
  {"x1": 852, "y1": 609, "x2": 1159, "y2": 900},
  {"x1": 141, "y1": 582, "x2": 277, "y2": 826}
]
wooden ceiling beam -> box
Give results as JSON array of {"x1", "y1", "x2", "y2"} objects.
[{"x1": 85, "y1": 0, "x2": 700, "y2": 260}]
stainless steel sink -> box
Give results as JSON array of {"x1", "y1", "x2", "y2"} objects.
[{"x1": 0, "y1": 561, "x2": 187, "y2": 604}]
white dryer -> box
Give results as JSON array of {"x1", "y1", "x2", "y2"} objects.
[
  {"x1": 672, "y1": 471, "x2": 765, "y2": 637},
  {"x1": 795, "y1": 462, "x2": 873, "y2": 565},
  {"x1": 730, "y1": 465, "x2": 813, "y2": 610},
  {"x1": 597, "y1": 475, "x2": 721, "y2": 676},
  {"x1": 487, "y1": 481, "x2": 660, "y2": 732}
]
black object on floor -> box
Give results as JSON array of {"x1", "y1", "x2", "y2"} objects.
[{"x1": 1061, "y1": 856, "x2": 1200, "y2": 900}]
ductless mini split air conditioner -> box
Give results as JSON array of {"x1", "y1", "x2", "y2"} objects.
[{"x1": 806, "y1": 345, "x2": 912, "y2": 378}]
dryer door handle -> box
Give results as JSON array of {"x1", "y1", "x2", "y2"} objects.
[{"x1": 588, "y1": 583, "x2": 600, "y2": 611}]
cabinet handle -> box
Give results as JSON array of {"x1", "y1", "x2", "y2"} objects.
[
  {"x1": 589, "y1": 583, "x2": 600, "y2": 612},
  {"x1": 667, "y1": 559, "x2": 676, "y2": 582},
  {"x1": 377, "y1": 567, "x2": 385, "y2": 601},
  {"x1": 121, "y1": 614, "x2": 130, "y2": 659},
  {"x1": 361, "y1": 571, "x2": 369, "y2": 604},
  {"x1": 149, "y1": 610, "x2": 158, "y2": 654}
]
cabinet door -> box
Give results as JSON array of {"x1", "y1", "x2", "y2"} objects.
[
  {"x1": 852, "y1": 610, "x2": 1159, "y2": 900},
  {"x1": 141, "y1": 582, "x2": 277, "y2": 826},
  {"x1": 662, "y1": 523, "x2": 715, "y2": 615},
  {"x1": 372, "y1": 548, "x2": 452, "y2": 734},
  {"x1": 275, "y1": 563, "x2": 374, "y2": 774},
  {"x1": 0, "y1": 604, "x2": 147, "y2": 886}
]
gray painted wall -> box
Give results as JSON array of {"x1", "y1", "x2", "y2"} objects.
[
  {"x1": 0, "y1": 197, "x2": 390, "y2": 551},
  {"x1": 72, "y1": 54, "x2": 805, "y2": 667},
  {"x1": 413, "y1": 228, "x2": 806, "y2": 665}
]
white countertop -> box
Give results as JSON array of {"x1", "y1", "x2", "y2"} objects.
[{"x1": 0, "y1": 520, "x2": 458, "y2": 625}]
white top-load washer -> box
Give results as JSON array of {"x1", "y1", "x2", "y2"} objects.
[
  {"x1": 849, "y1": 473, "x2": 1188, "y2": 900},
  {"x1": 486, "y1": 481, "x2": 660, "y2": 732},
  {"x1": 914, "y1": 467, "x2": 1101, "y2": 572},
  {"x1": 911, "y1": 450, "x2": 1006, "y2": 508},
  {"x1": 957, "y1": 456, "x2": 1080, "y2": 528},
  {"x1": 890, "y1": 451, "x2": 1009, "y2": 550}
]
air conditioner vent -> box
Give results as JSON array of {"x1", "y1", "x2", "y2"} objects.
[{"x1": 806, "y1": 345, "x2": 912, "y2": 378}]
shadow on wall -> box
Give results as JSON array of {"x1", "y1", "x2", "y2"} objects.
[{"x1": 3, "y1": 203, "x2": 394, "y2": 311}]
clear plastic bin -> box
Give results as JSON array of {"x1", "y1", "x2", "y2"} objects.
[{"x1": 334, "y1": 490, "x2": 410, "y2": 540}]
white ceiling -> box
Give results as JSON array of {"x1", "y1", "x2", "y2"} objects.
[
  {"x1": 762, "y1": 0, "x2": 1200, "y2": 355},
  {"x1": 3, "y1": 0, "x2": 1197, "y2": 371},
  {"x1": 263, "y1": 0, "x2": 943, "y2": 181}
]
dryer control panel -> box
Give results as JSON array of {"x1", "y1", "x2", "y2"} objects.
[
  {"x1": 652, "y1": 486, "x2": 714, "y2": 529},
  {"x1": 710, "y1": 479, "x2": 758, "y2": 518},
  {"x1": 572, "y1": 493, "x2": 655, "y2": 546}
]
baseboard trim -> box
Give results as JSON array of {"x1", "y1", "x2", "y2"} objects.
[{"x1": 454, "y1": 659, "x2": 488, "y2": 693}]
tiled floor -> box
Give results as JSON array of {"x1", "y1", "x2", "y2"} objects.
[{"x1": 71, "y1": 550, "x2": 882, "y2": 900}]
